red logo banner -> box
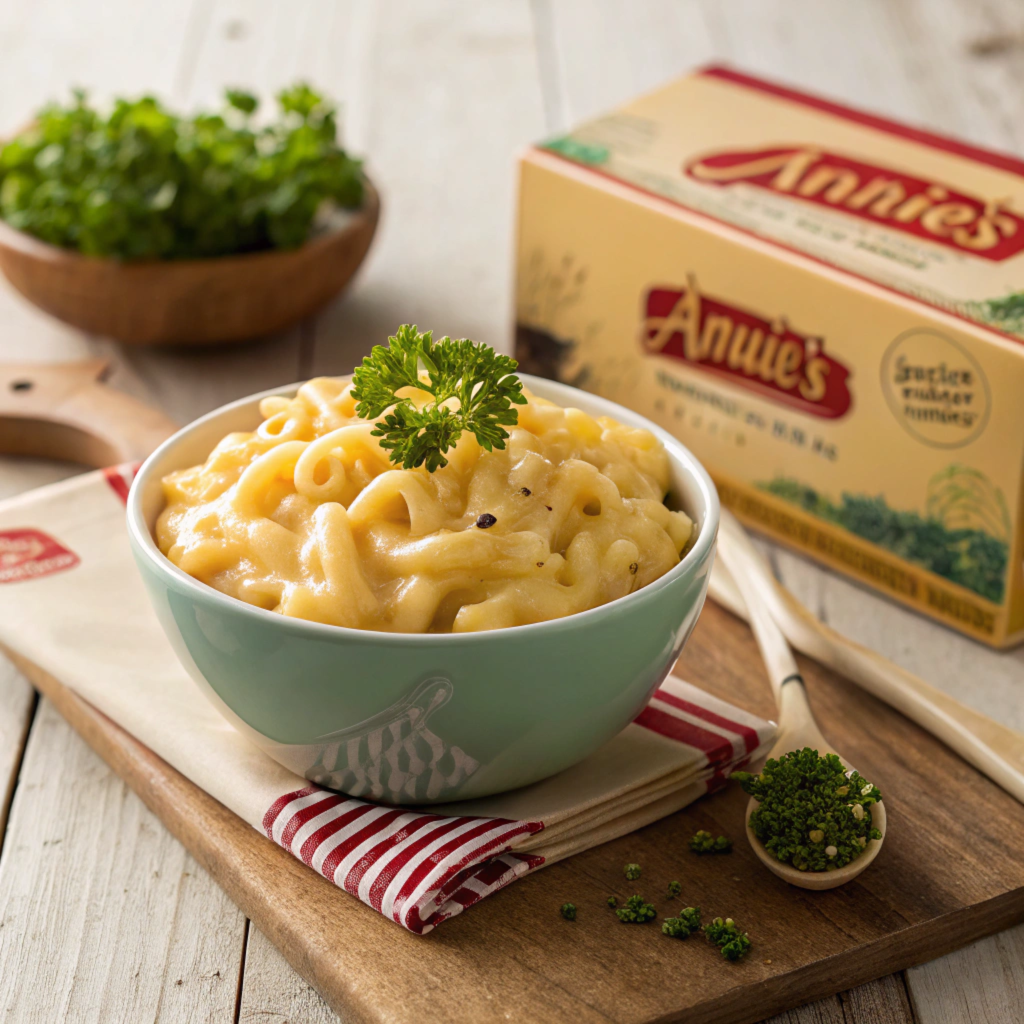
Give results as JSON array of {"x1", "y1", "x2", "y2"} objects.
[
  {"x1": 686, "y1": 147, "x2": 1024, "y2": 261},
  {"x1": 641, "y1": 276, "x2": 852, "y2": 419}
]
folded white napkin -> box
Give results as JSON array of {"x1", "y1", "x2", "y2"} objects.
[{"x1": 0, "y1": 466, "x2": 775, "y2": 934}]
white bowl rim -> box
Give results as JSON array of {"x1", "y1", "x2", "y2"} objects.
[{"x1": 126, "y1": 372, "x2": 720, "y2": 645}]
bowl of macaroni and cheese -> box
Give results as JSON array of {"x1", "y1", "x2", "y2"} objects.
[{"x1": 127, "y1": 374, "x2": 718, "y2": 804}]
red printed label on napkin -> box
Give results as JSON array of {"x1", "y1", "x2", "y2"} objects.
[{"x1": 0, "y1": 529, "x2": 80, "y2": 583}]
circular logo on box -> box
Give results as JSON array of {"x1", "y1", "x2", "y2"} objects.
[{"x1": 880, "y1": 329, "x2": 990, "y2": 449}]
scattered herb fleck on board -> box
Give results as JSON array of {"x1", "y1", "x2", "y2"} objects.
[
  {"x1": 616, "y1": 895, "x2": 657, "y2": 924},
  {"x1": 560, "y1": 903, "x2": 577, "y2": 921},
  {"x1": 662, "y1": 906, "x2": 702, "y2": 939},
  {"x1": 704, "y1": 917, "x2": 752, "y2": 961},
  {"x1": 731, "y1": 747, "x2": 881, "y2": 871},
  {"x1": 624, "y1": 862, "x2": 641, "y2": 880},
  {"x1": 689, "y1": 830, "x2": 733, "y2": 855}
]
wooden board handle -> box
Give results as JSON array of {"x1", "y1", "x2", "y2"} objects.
[{"x1": 0, "y1": 360, "x2": 177, "y2": 466}]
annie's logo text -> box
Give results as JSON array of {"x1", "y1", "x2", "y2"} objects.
[
  {"x1": 686, "y1": 147, "x2": 1023, "y2": 260},
  {"x1": 641, "y1": 276, "x2": 852, "y2": 419}
]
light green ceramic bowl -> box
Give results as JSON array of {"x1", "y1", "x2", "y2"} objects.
[{"x1": 127, "y1": 374, "x2": 719, "y2": 804}]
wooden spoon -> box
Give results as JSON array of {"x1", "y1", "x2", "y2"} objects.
[
  {"x1": 708, "y1": 542, "x2": 1024, "y2": 806},
  {"x1": 716, "y1": 509, "x2": 886, "y2": 891}
]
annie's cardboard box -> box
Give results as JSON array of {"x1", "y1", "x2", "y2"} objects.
[{"x1": 514, "y1": 66, "x2": 1024, "y2": 647}]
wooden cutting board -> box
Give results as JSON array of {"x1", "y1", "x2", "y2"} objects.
[{"x1": 8, "y1": 598, "x2": 1024, "y2": 1024}]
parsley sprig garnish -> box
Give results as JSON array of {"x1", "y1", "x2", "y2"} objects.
[{"x1": 351, "y1": 324, "x2": 526, "y2": 472}]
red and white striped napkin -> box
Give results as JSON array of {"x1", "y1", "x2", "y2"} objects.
[{"x1": 0, "y1": 466, "x2": 775, "y2": 934}]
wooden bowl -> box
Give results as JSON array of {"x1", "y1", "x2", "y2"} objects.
[{"x1": 0, "y1": 179, "x2": 380, "y2": 346}]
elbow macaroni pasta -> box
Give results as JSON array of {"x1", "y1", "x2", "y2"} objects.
[{"x1": 157, "y1": 378, "x2": 694, "y2": 633}]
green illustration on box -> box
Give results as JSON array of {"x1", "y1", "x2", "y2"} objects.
[
  {"x1": 967, "y1": 291, "x2": 1024, "y2": 337},
  {"x1": 515, "y1": 248, "x2": 603, "y2": 388},
  {"x1": 516, "y1": 248, "x2": 647, "y2": 399},
  {"x1": 541, "y1": 136, "x2": 609, "y2": 167},
  {"x1": 759, "y1": 465, "x2": 1010, "y2": 603}
]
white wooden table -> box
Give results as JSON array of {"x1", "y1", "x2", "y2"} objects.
[{"x1": 0, "y1": 2, "x2": 1022, "y2": 1021}]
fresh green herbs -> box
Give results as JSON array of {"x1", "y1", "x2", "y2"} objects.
[
  {"x1": 732, "y1": 748, "x2": 882, "y2": 872},
  {"x1": 667, "y1": 880, "x2": 682, "y2": 899},
  {"x1": 623, "y1": 862, "x2": 641, "y2": 881},
  {"x1": 704, "y1": 917, "x2": 752, "y2": 961},
  {"x1": 351, "y1": 325, "x2": 526, "y2": 472},
  {"x1": 662, "y1": 906, "x2": 701, "y2": 939},
  {"x1": 560, "y1": 902, "x2": 577, "y2": 921},
  {"x1": 615, "y1": 895, "x2": 657, "y2": 924},
  {"x1": 606, "y1": 896, "x2": 618, "y2": 909},
  {"x1": 0, "y1": 84, "x2": 363, "y2": 260},
  {"x1": 689, "y1": 830, "x2": 732, "y2": 855}
]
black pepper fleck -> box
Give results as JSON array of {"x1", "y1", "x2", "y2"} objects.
[
  {"x1": 520, "y1": 487, "x2": 532, "y2": 496},
  {"x1": 536, "y1": 562, "x2": 545, "y2": 568},
  {"x1": 629, "y1": 562, "x2": 639, "y2": 575},
  {"x1": 476, "y1": 513, "x2": 498, "y2": 529},
  {"x1": 545, "y1": 505, "x2": 553, "y2": 511}
]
